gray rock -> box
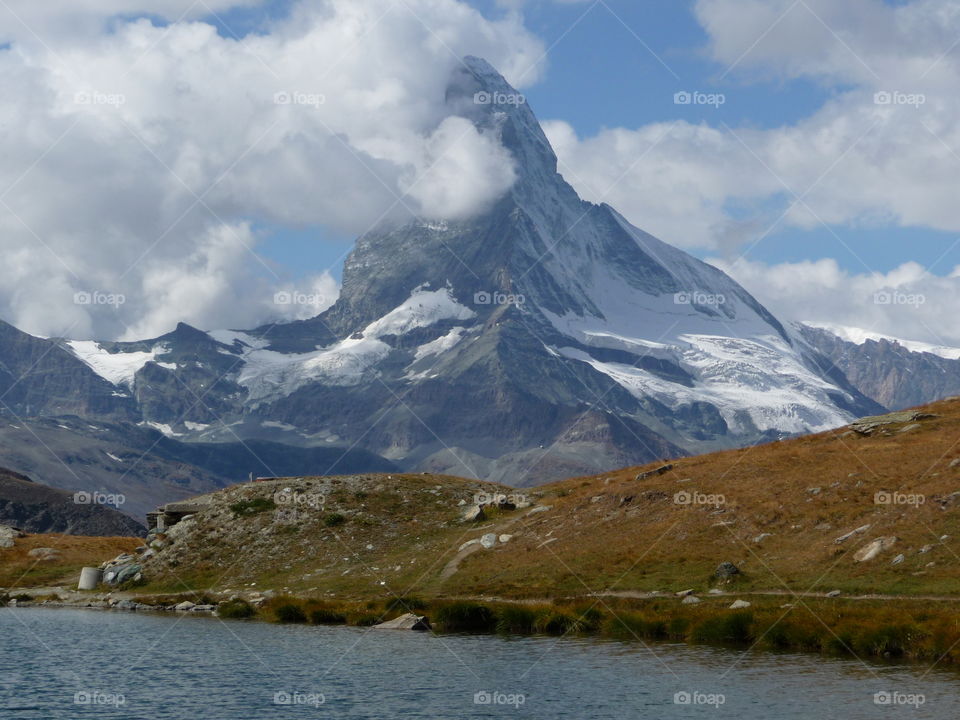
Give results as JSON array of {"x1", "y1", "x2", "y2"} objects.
[
  {"x1": 715, "y1": 561, "x2": 740, "y2": 579},
  {"x1": 834, "y1": 524, "x2": 870, "y2": 544},
  {"x1": 373, "y1": 613, "x2": 431, "y2": 631},
  {"x1": 27, "y1": 547, "x2": 61, "y2": 561},
  {"x1": 676, "y1": 589, "x2": 694, "y2": 597},
  {"x1": 0, "y1": 525, "x2": 24, "y2": 549},
  {"x1": 462, "y1": 505, "x2": 486, "y2": 522},
  {"x1": 826, "y1": 590, "x2": 842, "y2": 598},
  {"x1": 729, "y1": 599, "x2": 751, "y2": 609},
  {"x1": 853, "y1": 536, "x2": 897, "y2": 562},
  {"x1": 635, "y1": 464, "x2": 674, "y2": 481},
  {"x1": 174, "y1": 600, "x2": 196, "y2": 612},
  {"x1": 753, "y1": 533, "x2": 773, "y2": 544},
  {"x1": 498, "y1": 534, "x2": 513, "y2": 544},
  {"x1": 681, "y1": 595, "x2": 701, "y2": 605},
  {"x1": 891, "y1": 554, "x2": 905, "y2": 565},
  {"x1": 106, "y1": 564, "x2": 142, "y2": 585},
  {"x1": 480, "y1": 533, "x2": 497, "y2": 549}
]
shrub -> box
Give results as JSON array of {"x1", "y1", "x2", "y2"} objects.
[
  {"x1": 691, "y1": 612, "x2": 754, "y2": 645},
  {"x1": 604, "y1": 613, "x2": 667, "y2": 641},
  {"x1": 854, "y1": 624, "x2": 918, "y2": 658},
  {"x1": 571, "y1": 606, "x2": 603, "y2": 633},
  {"x1": 434, "y1": 602, "x2": 496, "y2": 633},
  {"x1": 274, "y1": 603, "x2": 307, "y2": 623},
  {"x1": 668, "y1": 617, "x2": 691, "y2": 639},
  {"x1": 385, "y1": 596, "x2": 426, "y2": 613},
  {"x1": 310, "y1": 608, "x2": 347, "y2": 625},
  {"x1": 496, "y1": 606, "x2": 537, "y2": 635},
  {"x1": 229, "y1": 498, "x2": 276, "y2": 517},
  {"x1": 218, "y1": 599, "x2": 256, "y2": 619},
  {"x1": 534, "y1": 611, "x2": 579, "y2": 636},
  {"x1": 324, "y1": 513, "x2": 346, "y2": 527}
]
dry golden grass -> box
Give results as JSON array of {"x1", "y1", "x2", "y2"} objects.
[
  {"x1": 443, "y1": 397, "x2": 960, "y2": 599},
  {"x1": 0, "y1": 534, "x2": 140, "y2": 589}
]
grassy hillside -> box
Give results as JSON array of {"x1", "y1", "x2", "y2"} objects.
[
  {"x1": 127, "y1": 398, "x2": 960, "y2": 601},
  {"x1": 0, "y1": 533, "x2": 140, "y2": 588}
]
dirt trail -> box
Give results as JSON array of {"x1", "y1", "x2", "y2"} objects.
[{"x1": 439, "y1": 513, "x2": 527, "y2": 581}]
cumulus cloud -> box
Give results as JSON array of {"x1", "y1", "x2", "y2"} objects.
[
  {"x1": 0, "y1": 0, "x2": 544, "y2": 340},
  {"x1": 544, "y1": 0, "x2": 960, "y2": 246},
  {"x1": 714, "y1": 257, "x2": 960, "y2": 347}
]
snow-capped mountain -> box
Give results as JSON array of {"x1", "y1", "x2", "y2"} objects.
[
  {"x1": 798, "y1": 323, "x2": 960, "y2": 410},
  {"x1": 4, "y1": 57, "x2": 884, "y2": 488}
]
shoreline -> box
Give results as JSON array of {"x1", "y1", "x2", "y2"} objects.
[{"x1": 7, "y1": 586, "x2": 960, "y2": 668}]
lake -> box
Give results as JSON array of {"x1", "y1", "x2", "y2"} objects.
[{"x1": 0, "y1": 607, "x2": 956, "y2": 718}]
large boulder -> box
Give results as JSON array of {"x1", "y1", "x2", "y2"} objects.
[
  {"x1": 104, "y1": 563, "x2": 142, "y2": 586},
  {"x1": 715, "y1": 562, "x2": 740, "y2": 579},
  {"x1": 0, "y1": 525, "x2": 24, "y2": 548},
  {"x1": 462, "y1": 505, "x2": 486, "y2": 523},
  {"x1": 373, "y1": 613, "x2": 431, "y2": 631},
  {"x1": 853, "y1": 537, "x2": 898, "y2": 562}
]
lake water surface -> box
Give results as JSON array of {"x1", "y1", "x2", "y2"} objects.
[{"x1": 1, "y1": 607, "x2": 956, "y2": 718}]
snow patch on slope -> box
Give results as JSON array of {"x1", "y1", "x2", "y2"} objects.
[
  {"x1": 365, "y1": 287, "x2": 475, "y2": 337},
  {"x1": 414, "y1": 327, "x2": 466, "y2": 361},
  {"x1": 804, "y1": 322, "x2": 960, "y2": 361},
  {"x1": 66, "y1": 341, "x2": 170, "y2": 387},
  {"x1": 559, "y1": 331, "x2": 853, "y2": 437},
  {"x1": 235, "y1": 288, "x2": 475, "y2": 406}
]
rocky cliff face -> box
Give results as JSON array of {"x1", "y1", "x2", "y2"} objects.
[{"x1": 799, "y1": 324, "x2": 960, "y2": 410}]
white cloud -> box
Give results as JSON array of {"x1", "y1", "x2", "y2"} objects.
[
  {"x1": 0, "y1": 0, "x2": 545, "y2": 340},
  {"x1": 544, "y1": 0, "x2": 960, "y2": 253},
  {"x1": 713, "y1": 256, "x2": 960, "y2": 347}
]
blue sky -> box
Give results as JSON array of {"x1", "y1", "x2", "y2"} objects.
[{"x1": 208, "y1": 0, "x2": 956, "y2": 284}]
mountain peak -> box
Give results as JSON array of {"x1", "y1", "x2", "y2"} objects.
[{"x1": 446, "y1": 56, "x2": 558, "y2": 185}]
